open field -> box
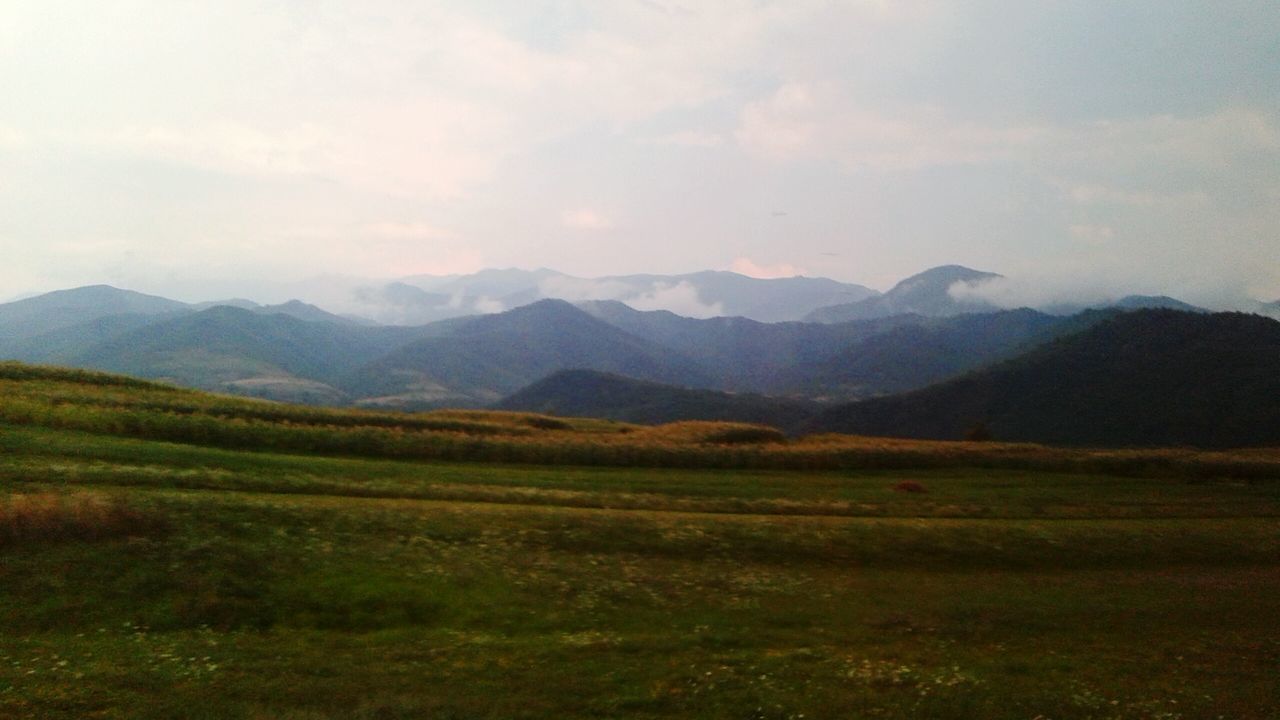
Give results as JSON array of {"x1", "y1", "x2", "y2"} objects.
[{"x1": 1, "y1": 363, "x2": 1278, "y2": 718}]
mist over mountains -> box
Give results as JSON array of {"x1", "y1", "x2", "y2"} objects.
[{"x1": 3, "y1": 263, "x2": 1278, "y2": 448}]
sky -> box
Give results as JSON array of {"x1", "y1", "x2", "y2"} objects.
[{"x1": 2, "y1": 0, "x2": 1278, "y2": 308}]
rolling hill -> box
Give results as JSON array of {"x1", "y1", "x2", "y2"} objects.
[
  {"x1": 342, "y1": 300, "x2": 714, "y2": 408},
  {"x1": 68, "y1": 306, "x2": 434, "y2": 404},
  {"x1": 498, "y1": 369, "x2": 818, "y2": 428},
  {"x1": 807, "y1": 310, "x2": 1280, "y2": 448}
]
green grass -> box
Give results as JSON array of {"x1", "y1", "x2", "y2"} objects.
[{"x1": 0, "y1": 364, "x2": 1278, "y2": 718}]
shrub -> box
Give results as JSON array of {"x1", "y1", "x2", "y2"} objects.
[{"x1": 892, "y1": 481, "x2": 928, "y2": 493}]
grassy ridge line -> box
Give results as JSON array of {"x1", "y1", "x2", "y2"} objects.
[
  {"x1": 5, "y1": 424, "x2": 1279, "y2": 521},
  {"x1": 2, "y1": 362, "x2": 1279, "y2": 479}
]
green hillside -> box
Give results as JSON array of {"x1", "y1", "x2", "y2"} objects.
[
  {"x1": 810, "y1": 310, "x2": 1280, "y2": 447},
  {"x1": 0, "y1": 361, "x2": 1277, "y2": 718}
]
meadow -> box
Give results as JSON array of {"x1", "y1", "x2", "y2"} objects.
[{"x1": 0, "y1": 363, "x2": 1277, "y2": 718}]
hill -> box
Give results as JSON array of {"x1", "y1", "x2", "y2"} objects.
[
  {"x1": 807, "y1": 310, "x2": 1280, "y2": 448},
  {"x1": 775, "y1": 309, "x2": 1090, "y2": 400},
  {"x1": 70, "y1": 306, "x2": 431, "y2": 403},
  {"x1": 804, "y1": 265, "x2": 999, "y2": 322},
  {"x1": 581, "y1": 301, "x2": 1101, "y2": 399},
  {"x1": 498, "y1": 369, "x2": 818, "y2": 428},
  {"x1": 2, "y1": 361, "x2": 1278, "y2": 718},
  {"x1": 342, "y1": 300, "x2": 713, "y2": 408},
  {"x1": 0, "y1": 285, "x2": 188, "y2": 343}
]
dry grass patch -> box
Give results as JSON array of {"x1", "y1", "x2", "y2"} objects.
[{"x1": 0, "y1": 491, "x2": 165, "y2": 545}]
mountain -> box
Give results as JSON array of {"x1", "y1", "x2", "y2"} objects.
[
  {"x1": 347, "y1": 281, "x2": 478, "y2": 325},
  {"x1": 804, "y1": 265, "x2": 999, "y2": 323},
  {"x1": 776, "y1": 309, "x2": 1081, "y2": 400},
  {"x1": 1256, "y1": 300, "x2": 1280, "y2": 320},
  {"x1": 191, "y1": 298, "x2": 260, "y2": 311},
  {"x1": 600, "y1": 271, "x2": 877, "y2": 322},
  {"x1": 252, "y1": 300, "x2": 368, "y2": 325},
  {"x1": 1109, "y1": 295, "x2": 1205, "y2": 312},
  {"x1": 385, "y1": 268, "x2": 878, "y2": 323},
  {"x1": 807, "y1": 310, "x2": 1280, "y2": 448},
  {"x1": 0, "y1": 285, "x2": 189, "y2": 342},
  {"x1": 579, "y1": 301, "x2": 1095, "y2": 400},
  {"x1": 341, "y1": 300, "x2": 714, "y2": 408},
  {"x1": 71, "y1": 306, "x2": 432, "y2": 404},
  {"x1": 578, "y1": 300, "x2": 917, "y2": 392},
  {"x1": 498, "y1": 369, "x2": 817, "y2": 428},
  {"x1": 0, "y1": 313, "x2": 171, "y2": 365}
]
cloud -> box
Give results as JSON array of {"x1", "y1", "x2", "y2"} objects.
[
  {"x1": 63, "y1": 123, "x2": 336, "y2": 178},
  {"x1": 561, "y1": 208, "x2": 613, "y2": 231},
  {"x1": 472, "y1": 296, "x2": 505, "y2": 314},
  {"x1": 0, "y1": 126, "x2": 25, "y2": 150},
  {"x1": 645, "y1": 130, "x2": 725, "y2": 148},
  {"x1": 735, "y1": 82, "x2": 1046, "y2": 171},
  {"x1": 948, "y1": 274, "x2": 1123, "y2": 310},
  {"x1": 1067, "y1": 224, "x2": 1115, "y2": 246},
  {"x1": 729, "y1": 257, "x2": 805, "y2": 279},
  {"x1": 947, "y1": 264, "x2": 1275, "y2": 313},
  {"x1": 537, "y1": 275, "x2": 633, "y2": 302},
  {"x1": 627, "y1": 281, "x2": 724, "y2": 318},
  {"x1": 362, "y1": 222, "x2": 455, "y2": 241}
]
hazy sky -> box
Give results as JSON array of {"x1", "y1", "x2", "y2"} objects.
[{"x1": 3, "y1": 1, "x2": 1278, "y2": 306}]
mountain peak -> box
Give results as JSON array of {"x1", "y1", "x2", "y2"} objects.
[{"x1": 804, "y1": 265, "x2": 1000, "y2": 323}]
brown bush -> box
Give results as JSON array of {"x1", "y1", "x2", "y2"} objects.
[{"x1": 892, "y1": 481, "x2": 928, "y2": 493}]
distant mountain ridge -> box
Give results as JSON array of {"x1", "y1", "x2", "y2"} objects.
[
  {"x1": 498, "y1": 369, "x2": 818, "y2": 428},
  {"x1": 5, "y1": 280, "x2": 1276, "y2": 450},
  {"x1": 0, "y1": 282, "x2": 1183, "y2": 411},
  {"x1": 343, "y1": 300, "x2": 713, "y2": 408},
  {"x1": 805, "y1": 310, "x2": 1280, "y2": 448},
  {"x1": 0, "y1": 285, "x2": 188, "y2": 340},
  {"x1": 361, "y1": 268, "x2": 879, "y2": 324},
  {"x1": 804, "y1": 265, "x2": 1000, "y2": 322}
]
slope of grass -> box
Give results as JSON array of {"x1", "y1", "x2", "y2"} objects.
[
  {"x1": 3, "y1": 362, "x2": 1278, "y2": 479},
  {"x1": 1, "y1": 362, "x2": 1278, "y2": 718}
]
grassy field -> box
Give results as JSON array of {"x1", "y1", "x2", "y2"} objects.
[{"x1": 1, "y1": 364, "x2": 1278, "y2": 718}]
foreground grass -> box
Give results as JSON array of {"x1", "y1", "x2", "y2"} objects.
[
  {"x1": 1, "y1": 425, "x2": 1278, "y2": 718},
  {"x1": 1, "y1": 364, "x2": 1278, "y2": 718}
]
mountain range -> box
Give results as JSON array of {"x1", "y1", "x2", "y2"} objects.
[
  {"x1": 3, "y1": 265, "x2": 1278, "y2": 448},
  {"x1": 805, "y1": 310, "x2": 1280, "y2": 448}
]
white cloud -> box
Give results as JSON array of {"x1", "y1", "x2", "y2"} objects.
[
  {"x1": 736, "y1": 82, "x2": 1046, "y2": 171},
  {"x1": 472, "y1": 296, "x2": 505, "y2": 314},
  {"x1": 729, "y1": 257, "x2": 805, "y2": 279},
  {"x1": 363, "y1": 222, "x2": 454, "y2": 241},
  {"x1": 0, "y1": 126, "x2": 25, "y2": 150},
  {"x1": 561, "y1": 208, "x2": 614, "y2": 231},
  {"x1": 92, "y1": 123, "x2": 337, "y2": 177},
  {"x1": 645, "y1": 130, "x2": 726, "y2": 148},
  {"x1": 1067, "y1": 224, "x2": 1116, "y2": 246},
  {"x1": 538, "y1": 275, "x2": 633, "y2": 302},
  {"x1": 948, "y1": 273, "x2": 1133, "y2": 310},
  {"x1": 627, "y1": 281, "x2": 724, "y2": 318}
]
